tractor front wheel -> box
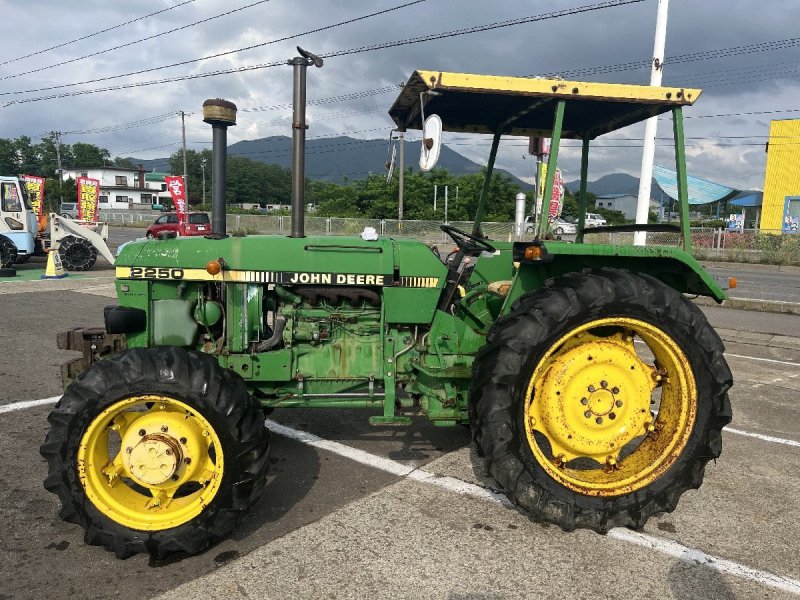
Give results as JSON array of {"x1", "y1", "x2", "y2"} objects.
[
  {"x1": 59, "y1": 235, "x2": 98, "y2": 271},
  {"x1": 40, "y1": 347, "x2": 270, "y2": 558},
  {"x1": 469, "y1": 268, "x2": 732, "y2": 532}
]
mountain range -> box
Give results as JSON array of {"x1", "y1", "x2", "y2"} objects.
[
  {"x1": 130, "y1": 136, "x2": 747, "y2": 199},
  {"x1": 129, "y1": 135, "x2": 532, "y2": 187}
]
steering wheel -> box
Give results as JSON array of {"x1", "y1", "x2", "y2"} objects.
[{"x1": 440, "y1": 224, "x2": 496, "y2": 255}]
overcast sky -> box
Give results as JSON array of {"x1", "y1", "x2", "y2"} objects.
[{"x1": 1, "y1": 0, "x2": 797, "y2": 191}]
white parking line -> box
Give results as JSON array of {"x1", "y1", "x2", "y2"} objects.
[
  {"x1": 0, "y1": 396, "x2": 60, "y2": 414},
  {"x1": 726, "y1": 427, "x2": 800, "y2": 448},
  {"x1": 1, "y1": 396, "x2": 798, "y2": 593},
  {"x1": 725, "y1": 353, "x2": 800, "y2": 367},
  {"x1": 634, "y1": 339, "x2": 800, "y2": 368},
  {"x1": 267, "y1": 419, "x2": 800, "y2": 596},
  {"x1": 4, "y1": 394, "x2": 800, "y2": 449}
]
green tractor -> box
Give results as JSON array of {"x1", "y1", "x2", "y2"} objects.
[{"x1": 41, "y1": 51, "x2": 732, "y2": 558}]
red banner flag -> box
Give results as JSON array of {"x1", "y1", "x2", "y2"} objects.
[
  {"x1": 76, "y1": 177, "x2": 100, "y2": 222},
  {"x1": 165, "y1": 176, "x2": 187, "y2": 228},
  {"x1": 548, "y1": 168, "x2": 564, "y2": 219},
  {"x1": 22, "y1": 174, "x2": 45, "y2": 216}
]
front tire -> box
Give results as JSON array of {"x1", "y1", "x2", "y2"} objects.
[
  {"x1": 0, "y1": 235, "x2": 17, "y2": 268},
  {"x1": 40, "y1": 347, "x2": 270, "y2": 558},
  {"x1": 469, "y1": 269, "x2": 732, "y2": 532}
]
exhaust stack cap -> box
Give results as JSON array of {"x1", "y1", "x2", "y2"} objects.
[{"x1": 203, "y1": 99, "x2": 237, "y2": 126}]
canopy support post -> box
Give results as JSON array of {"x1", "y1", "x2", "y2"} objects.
[
  {"x1": 576, "y1": 136, "x2": 590, "y2": 244},
  {"x1": 537, "y1": 100, "x2": 565, "y2": 238},
  {"x1": 472, "y1": 130, "x2": 501, "y2": 237},
  {"x1": 672, "y1": 107, "x2": 691, "y2": 252}
]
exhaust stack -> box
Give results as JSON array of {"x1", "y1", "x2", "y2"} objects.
[
  {"x1": 288, "y1": 47, "x2": 323, "y2": 238},
  {"x1": 202, "y1": 98, "x2": 237, "y2": 237}
]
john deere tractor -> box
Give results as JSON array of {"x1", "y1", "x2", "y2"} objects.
[{"x1": 41, "y1": 51, "x2": 732, "y2": 558}]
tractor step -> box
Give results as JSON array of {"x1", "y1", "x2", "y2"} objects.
[{"x1": 369, "y1": 415, "x2": 413, "y2": 426}]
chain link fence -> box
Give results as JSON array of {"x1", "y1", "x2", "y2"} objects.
[{"x1": 98, "y1": 211, "x2": 800, "y2": 265}]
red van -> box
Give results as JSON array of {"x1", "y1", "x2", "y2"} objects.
[{"x1": 146, "y1": 212, "x2": 210, "y2": 238}]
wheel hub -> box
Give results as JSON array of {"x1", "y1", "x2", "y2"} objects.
[
  {"x1": 79, "y1": 395, "x2": 225, "y2": 531},
  {"x1": 530, "y1": 338, "x2": 654, "y2": 461},
  {"x1": 126, "y1": 434, "x2": 183, "y2": 485},
  {"x1": 588, "y1": 388, "x2": 615, "y2": 416}
]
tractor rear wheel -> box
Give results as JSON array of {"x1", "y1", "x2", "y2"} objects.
[
  {"x1": 40, "y1": 346, "x2": 270, "y2": 558},
  {"x1": 469, "y1": 268, "x2": 732, "y2": 532},
  {"x1": 59, "y1": 235, "x2": 98, "y2": 271},
  {"x1": 0, "y1": 235, "x2": 16, "y2": 268}
]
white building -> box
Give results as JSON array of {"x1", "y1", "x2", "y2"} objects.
[
  {"x1": 595, "y1": 194, "x2": 660, "y2": 220},
  {"x1": 60, "y1": 166, "x2": 167, "y2": 211}
]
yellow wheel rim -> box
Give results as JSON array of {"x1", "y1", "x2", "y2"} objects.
[
  {"x1": 77, "y1": 395, "x2": 225, "y2": 531},
  {"x1": 524, "y1": 317, "x2": 696, "y2": 497}
]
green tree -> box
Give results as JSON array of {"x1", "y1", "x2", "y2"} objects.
[
  {"x1": 71, "y1": 142, "x2": 110, "y2": 167},
  {"x1": 113, "y1": 156, "x2": 135, "y2": 169},
  {"x1": 0, "y1": 138, "x2": 17, "y2": 173}
]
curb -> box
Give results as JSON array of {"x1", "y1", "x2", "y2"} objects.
[
  {"x1": 713, "y1": 327, "x2": 800, "y2": 352},
  {"x1": 701, "y1": 260, "x2": 800, "y2": 275},
  {"x1": 692, "y1": 294, "x2": 800, "y2": 316}
]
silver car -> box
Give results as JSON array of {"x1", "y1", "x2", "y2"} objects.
[
  {"x1": 550, "y1": 217, "x2": 577, "y2": 236},
  {"x1": 60, "y1": 202, "x2": 79, "y2": 218}
]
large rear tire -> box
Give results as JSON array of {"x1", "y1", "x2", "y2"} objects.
[
  {"x1": 59, "y1": 235, "x2": 97, "y2": 271},
  {"x1": 469, "y1": 268, "x2": 732, "y2": 532},
  {"x1": 40, "y1": 347, "x2": 270, "y2": 558}
]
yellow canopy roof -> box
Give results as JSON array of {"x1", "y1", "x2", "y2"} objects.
[{"x1": 388, "y1": 70, "x2": 702, "y2": 139}]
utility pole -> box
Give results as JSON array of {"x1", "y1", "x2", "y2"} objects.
[
  {"x1": 50, "y1": 131, "x2": 63, "y2": 205},
  {"x1": 179, "y1": 111, "x2": 190, "y2": 202},
  {"x1": 398, "y1": 131, "x2": 405, "y2": 225},
  {"x1": 201, "y1": 157, "x2": 207, "y2": 205},
  {"x1": 634, "y1": 0, "x2": 669, "y2": 246}
]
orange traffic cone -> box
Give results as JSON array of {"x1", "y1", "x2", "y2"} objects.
[{"x1": 41, "y1": 250, "x2": 68, "y2": 279}]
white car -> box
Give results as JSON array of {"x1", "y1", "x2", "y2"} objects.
[
  {"x1": 585, "y1": 212, "x2": 607, "y2": 227},
  {"x1": 550, "y1": 217, "x2": 576, "y2": 236}
]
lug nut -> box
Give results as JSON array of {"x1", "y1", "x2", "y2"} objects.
[
  {"x1": 588, "y1": 385, "x2": 596, "y2": 392},
  {"x1": 184, "y1": 457, "x2": 192, "y2": 465},
  {"x1": 612, "y1": 387, "x2": 620, "y2": 394},
  {"x1": 615, "y1": 400, "x2": 623, "y2": 407},
  {"x1": 600, "y1": 381, "x2": 607, "y2": 388},
  {"x1": 584, "y1": 411, "x2": 592, "y2": 418},
  {"x1": 161, "y1": 425, "x2": 168, "y2": 432},
  {"x1": 138, "y1": 429, "x2": 146, "y2": 436},
  {"x1": 595, "y1": 417, "x2": 603, "y2": 424},
  {"x1": 580, "y1": 397, "x2": 588, "y2": 405},
  {"x1": 179, "y1": 437, "x2": 187, "y2": 444},
  {"x1": 609, "y1": 412, "x2": 616, "y2": 420}
]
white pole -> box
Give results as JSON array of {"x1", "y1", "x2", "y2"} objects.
[
  {"x1": 434, "y1": 184, "x2": 438, "y2": 211},
  {"x1": 444, "y1": 186, "x2": 449, "y2": 224},
  {"x1": 634, "y1": 0, "x2": 669, "y2": 246}
]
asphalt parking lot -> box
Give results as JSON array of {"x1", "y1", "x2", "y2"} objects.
[{"x1": 1, "y1": 251, "x2": 799, "y2": 599}]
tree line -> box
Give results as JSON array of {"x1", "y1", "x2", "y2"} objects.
[{"x1": 1, "y1": 136, "x2": 625, "y2": 224}]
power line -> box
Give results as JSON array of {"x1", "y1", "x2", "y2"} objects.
[
  {"x1": 321, "y1": 0, "x2": 644, "y2": 60},
  {"x1": 1, "y1": 0, "x2": 643, "y2": 105},
  {"x1": 3, "y1": 3, "x2": 426, "y2": 96},
  {"x1": 0, "y1": 0, "x2": 196, "y2": 67},
  {"x1": 536, "y1": 35, "x2": 800, "y2": 80},
  {"x1": 61, "y1": 113, "x2": 177, "y2": 136},
  {"x1": 2, "y1": 0, "x2": 271, "y2": 81}
]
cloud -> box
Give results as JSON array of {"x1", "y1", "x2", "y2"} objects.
[{"x1": 0, "y1": 0, "x2": 798, "y2": 193}]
